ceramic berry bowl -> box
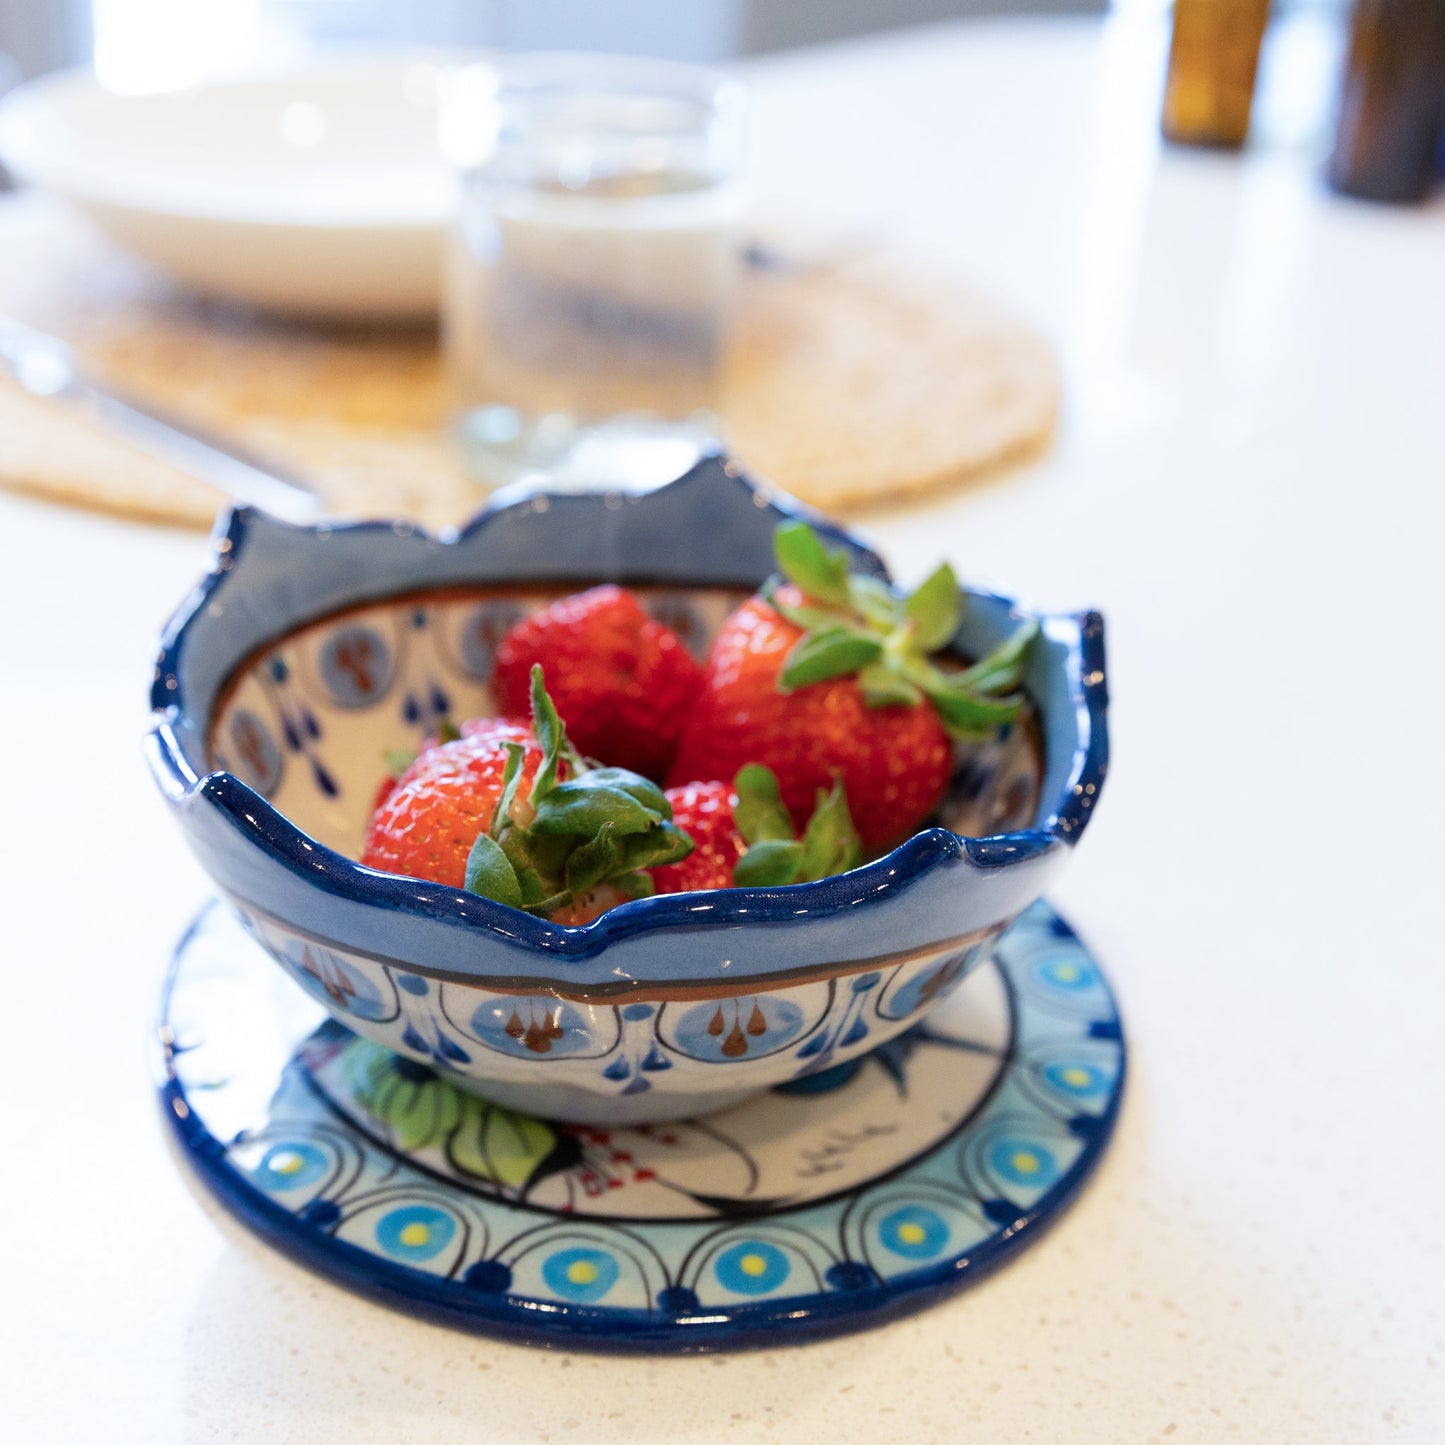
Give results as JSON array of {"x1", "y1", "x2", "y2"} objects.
[{"x1": 147, "y1": 452, "x2": 1107, "y2": 1125}]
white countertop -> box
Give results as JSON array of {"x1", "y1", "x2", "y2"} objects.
[{"x1": 3, "y1": 14, "x2": 1443, "y2": 1443}]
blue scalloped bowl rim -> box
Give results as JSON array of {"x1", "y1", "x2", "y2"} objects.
[{"x1": 146, "y1": 449, "x2": 1109, "y2": 982}]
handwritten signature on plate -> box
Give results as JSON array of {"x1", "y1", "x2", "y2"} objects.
[{"x1": 795, "y1": 1123, "x2": 899, "y2": 1179}]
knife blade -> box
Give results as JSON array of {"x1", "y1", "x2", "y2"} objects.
[{"x1": 0, "y1": 315, "x2": 323, "y2": 523}]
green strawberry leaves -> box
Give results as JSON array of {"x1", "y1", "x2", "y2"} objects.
[
  {"x1": 774, "y1": 519, "x2": 852, "y2": 607},
  {"x1": 733, "y1": 763, "x2": 795, "y2": 842},
  {"x1": 528, "y1": 665, "x2": 568, "y2": 798},
  {"x1": 856, "y1": 661, "x2": 924, "y2": 709},
  {"x1": 847, "y1": 572, "x2": 903, "y2": 628},
  {"x1": 769, "y1": 520, "x2": 1036, "y2": 740},
  {"x1": 799, "y1": 780, "x2": 863, "y2": 879},
  {"x1": 489, "y1": 743, "x2": 528, "y2": 838},
  {"x1": 920, "y1": 618, "x2": 1040, "y2": 736},
  {"x1": 951, "y1": 617, "x2": 1039, "y2": 694},
  {"x1": 779, "y1": 627, "x2": 883, "y2": 690},
  {"x1": 905, "y1": 562, "x2": 963, "y2": 650},
  {"x1": 923, "y1": 686, "x2": 1024, "y2": 735},
  {"x1": 464, "y1": 833, "x2": 524, "y2": 909},
  {"x1": 564, "y1": 823, "x2": 620, "y2": 895},
  {"x1": 499, "y1": 828, "x2": 548, "y2": 906},
  {"x1": 460, "y1": 664, "x2": 692, "y2": 921},
  {"x1": 573, "y1": 768, "x2": 672, "y2": 815},
  {"x1": 763, "y1": 584, "x2": 852, "y2": 634},
  {"x1": 617, "y1": 822, "x2": 694, "y2": 871},
  {"x1": 733, "y1": 838, "x2": 805, "y2": 887},
  {"x1": 731, "y1": 766, "x2": 862, "y2": 887},
  {"x1": 531, "y1": 781, "x2": 661, "y2": 837}
]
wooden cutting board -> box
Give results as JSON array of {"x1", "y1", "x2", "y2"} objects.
[{"x1": 0, "y1": 194, "x2": 1058, "y2": 529}]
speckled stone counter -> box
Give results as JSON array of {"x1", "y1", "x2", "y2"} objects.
[{"x1": 3, "y1": 14, "x2": 1441, "y2": 1443}]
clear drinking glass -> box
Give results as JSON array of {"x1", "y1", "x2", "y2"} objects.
[{"x1": 441, "y1": 53, "x2": 746, "y2": 491}]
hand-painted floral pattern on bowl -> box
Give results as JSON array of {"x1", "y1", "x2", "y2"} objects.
[{"x1": 236, "y1": 903, "x2": 1007, "y2": 1123}]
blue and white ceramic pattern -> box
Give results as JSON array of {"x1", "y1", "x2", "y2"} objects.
[
  {"x1": 158, "y1": 898, "x2": 1124, "y2": 1351},
  {"x1": 147, "y1": 452, "x2": 1108, "y2": 1122}
]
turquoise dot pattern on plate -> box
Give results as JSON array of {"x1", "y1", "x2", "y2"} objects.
[
  {"x1": 878, "y1": 1205, "x2": 951, "y2": 1261},
  {"x1": 254, "y1": 1142, "x2": 327, "y2": 1192},
  {"x1": 988, "y1": 1139, "x2": 1060, "y2": 1189},
  {"x1": 375, "y1": 1205, "x2": 456, "y2": 1263},
  {"x1": 541, "y1": 1247, "x2": 621, "y2": 1303},
  {"x1": 714, "y1": 1241, "x2": 792, "y2": 1296}
]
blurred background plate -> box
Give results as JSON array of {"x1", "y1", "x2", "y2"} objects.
[{"x1": 0, "y1": 51, "x2": 456, "y2": 318}]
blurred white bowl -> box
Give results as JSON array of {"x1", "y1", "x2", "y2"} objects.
[{"x1": 0, "y1": 54, "x2": 455, "y2": 319}]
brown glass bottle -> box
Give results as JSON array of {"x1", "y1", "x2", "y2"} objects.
[
  {"x1": 1162, "y1": 0, "x2": 1272, "y2": 148},
  {"x1": 1328, "y1": 0, "x2": 1445, "y2": 203}
]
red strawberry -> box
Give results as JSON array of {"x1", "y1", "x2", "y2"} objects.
[
  {"x1": 651, "y1": 767, "x2": 863, "y2": 895},
  {"x1": 668, "y1": 591, "x2": 952, "y2": 852},
  {"x1": 362, "y1": 667, "x2": 693, "y2": 921},
  {"x1": 362, "y1": 735, "x2": 544, "y2": 889},
  {"x1": 668, "y1": 523, "x2": 1037, "y2": 854},
  {"x1": 370, "y1": 719, "x2": 534, "y2": 816},
  {"x1": 649, "y1": 781, "x2": 746, "y2": 894},
  {"x1": 491, "y1": 585, "x2": 703, "y2": 780},
  {"x1": 398, "y1": 720, "x2": 533, "y2": 788}
]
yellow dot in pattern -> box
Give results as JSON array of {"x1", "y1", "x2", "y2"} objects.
[
  {"x1": 897, "y1": 1222, "x2": 928, "y2": 1245},
  {"x1": 272, "y1": 1150, "x2": 304, "y2": 1175},
  {"x1": 1061, "y1": 1067, "x2": 1092, "y2": 1088},
  {"x1": 1011, "y1": 1151, "x2": 1041, "y2": 1174},
  {"x1": 399, "y1": 1222, "x2": 431, "y2": 1247},
  {"x1": 567, "y1": 1260, "x2": 599, "y2": 1286},
  {"x1": 740, "y1": 1254, "x2": 768, "y2": 1277},
  {"x1": 1053, "y1": 963, "x2": 1080, "y2": 983}
]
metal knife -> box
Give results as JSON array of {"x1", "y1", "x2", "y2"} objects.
[{"x1": 0, "y1": 315, "x2": 323, "y2": 523}]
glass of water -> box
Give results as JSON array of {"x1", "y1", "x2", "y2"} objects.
[{"x1": 441, "y1": 54, "x2": 747, "y2": 491}]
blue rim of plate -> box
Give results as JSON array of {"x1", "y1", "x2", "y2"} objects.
[{"x1": 155, "y1": 898, "x2": 1125, "y2": 1353}]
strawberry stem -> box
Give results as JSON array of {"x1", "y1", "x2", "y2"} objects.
[
  {"x1": 460, "y1": 665, "x2": 693, "y2": 921},
  {"x1": 731, "y1": 765, "x2": 862, "y2": 887},
  {"x1": 771, "y1": 520, "x2": 1035, "y2": 738}
]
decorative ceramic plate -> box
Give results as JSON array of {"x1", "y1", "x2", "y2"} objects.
[{"x1": 157, "y1": 898, "x2": 1123, "y2": 1351}]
